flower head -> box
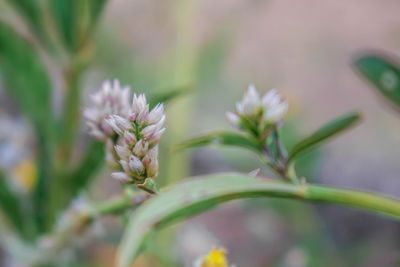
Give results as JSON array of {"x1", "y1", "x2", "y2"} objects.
[
  {"x1": 84, "y1": 79, "x2": 166, "y2": 185},
  {"x1": 106, "y1": 92, "x2": 166, "y2": 184},
  {"x1": 84, "y1": 80, "x2": 131, "y2": 140},
  {"x1": 226, "y1": 84, "x2": 288, "y2": 130}
]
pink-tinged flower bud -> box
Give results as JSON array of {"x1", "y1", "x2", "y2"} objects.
[
  {"x1": 115, "y1": 145, "x2": 130, "y2": 161},
  {"x1": 143, "y1": 146, "x2": 159, "y2": 177},
  {"x1": 148, "y1": 103, "x2": 164, "y2": 124},
  {"x1": 136, "y1": 105, "x2": 149, "y2": 124},
  {"x1": 119, "y1": 160, "x2": 132, "y2": 175},
  {"x1": 129, "y1": 155, "x2": 145, "y2": 177},
  {"x1": 105, "y1": 115, "x2": 132, "y2": 135},
  {"x1": 150, "y1": 128, "x2": 166, "y2": 145},
  {"x1": 141, "y1": 124, "x2": 158, "y2": 139},
  {"x1": 123, "y1": 131, "x2": 136, "y2": 147},
  {"x1": 225, "y1": 111, "x2": 240, "y2": 127},
  {"x1": 84, "y1": 79, "x2": 131, "y2": 140},
  {"x1": 111, "y1": 172, "x2": 132, "y2": 183},
  {"x1": 132, "y1": 139, "x2": 149, "y2": 158},
  {"x1": 131, "y1": 94, "x2": 147, "y2": 114},
  {"x1": 84, "y1": 81, "x2": 166, "y2": 185}
]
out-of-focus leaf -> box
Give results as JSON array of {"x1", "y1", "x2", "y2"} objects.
[
  {"x1": 288, "y1": 112, "x2": 361, "y2": 164},
  {"x1": 117, "y1": 173, "x2": 400, "y2": 266},
  {"x1": 50, "y1": 0, "x2": 78, "y2": 50},
  {"x1": 7, "y1": 0, "x2": 43, "y2": 37},
  {"x1": 172, "y1": 131, "x2": 261, "y2": 153},
  {"x1": 0, "y1": 172, "x2": 26, "y2": 236},
  {"x1": 88, "y1": 0, "x2": 108, "y2": 28},
  {"x1": 148, "y1": 84, "x2": 192, "y2": 109},
  {"x1": 0, "y1": 23, "x2": 52, "y2": 129},
  {"x1": 69, "y1": 140, "x2": 105, "y2": 195},
  {"x1": 51, "y1": 0, "x2": 107, "y2": 51},
  {"x1": 0, "y1": 23, "x2": 54, "y2": 232},
  {"x1": 355, "y1": 54, "x2": 400, "y2": 109}
]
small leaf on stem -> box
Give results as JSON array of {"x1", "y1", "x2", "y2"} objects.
[{"x1": 288, "y1": 111, "x2": 361, "y2": 164}]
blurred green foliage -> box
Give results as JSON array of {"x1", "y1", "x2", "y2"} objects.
[{"x1": 355, "y1": 53, "x2": 400, "y2": 110}]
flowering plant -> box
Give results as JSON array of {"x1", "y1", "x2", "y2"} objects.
[{"x1": 0, "y1": 1, "x2": 399, "y2": 267}]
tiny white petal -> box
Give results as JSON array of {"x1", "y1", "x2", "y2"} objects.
[
  {"x1": 115, "y1": 145, "x2": 130, "y2": 160},
  {"x1": 226, "y1": 111, "x2": 240, "y2": 127},
  {"x1": 148, "y1": 103, "x2": 164, "y2": 124},
  {"x1": 111, "y1": 172, "x2": 132, "y2": 183},
  {"x1": 123, "y1": 131, "x2": 136, "y2": 146}
]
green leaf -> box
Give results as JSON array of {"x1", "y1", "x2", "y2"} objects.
[
  {"x1": 172, "y1": 131, "x2": 261, "y2": 153},
  {"x1": 0, "y1": 23, "x2": 54, "y2": 232},
  {"x1": 0, "y1": 172, "x2": 30, "y2": 238},
  {"x1": 88, "y1": 0, "x2": 108, "y2": 28},
  {"x1": 50, "y1": 0, "x2": 107, "y2": 51},
  {"x1": 7, "y1": 0, "x2": 43, "y2": 36},
  {"x1": 117, "y1": 173, "x2": 400, "y2": 266},
  {"x1": 0, "y1": 23, "x2": 52, "y2": 129},
  {"x1": 288, "y1": 112, "x2": 361, "y2": 163},
  {"x1": 50, "y1": 0, "x2": 79, "y2": 50},
  {"x1": 148, "y1": 84, "x2": 192, "y2": 109},
  {"x1": 355, "y1": 54, "x2": 400, "y2": 109}
]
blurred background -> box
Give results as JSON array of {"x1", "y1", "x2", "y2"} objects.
[{"x1": 1, "y1": 0, "x2": 400, "y2": 266}]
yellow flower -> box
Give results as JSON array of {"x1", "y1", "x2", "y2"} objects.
[
  {"x1": 200, "y1": 247, "x2": 228, "y2": 267},
  {"x1": 13, "y1": 159, "x2": 37, "y2": 191}
]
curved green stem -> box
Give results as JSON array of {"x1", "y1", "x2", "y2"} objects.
[{"x1": 117, "y1": 173, "x2": 400, "y2": 266}]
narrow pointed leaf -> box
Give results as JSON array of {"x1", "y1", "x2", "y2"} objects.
[
  {"x1": 0, "y1": 23, "x2": 54, "y2": 232},
  {"x1": 172, "y1": 131, "x2": 261, "y2": 153},
  {"x1": 148, "y1": 84, "x2": 192, "y2": 109},
  {"x1": 0, "y1": 23, "x2": 52, "y2": 129},
  {"x1": 288, "y1": 112, "x2": 361, "y2": 163},
  {"x1": 117, "y1": 173, "x2": 400, "y2": 266},
  {"x1": 355, "y1": 54, "x2": 400, "y2": 109},
  {"x1": 0, "y1": 172, "x2": 26, "y2": 236},
  {"x1": 50, "y1": 0, "x2": 107, "y2": 51},
  {"x1": 7, "y1": 0, "x2": 43, "y2": 38}
]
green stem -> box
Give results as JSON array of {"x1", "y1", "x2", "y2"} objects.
[
  {"x1": 59, "y1": 63, "x2": 83, "y2": 164},
  {"x1": 117, "y1": 173, "x2": 400, "y2": 266}
]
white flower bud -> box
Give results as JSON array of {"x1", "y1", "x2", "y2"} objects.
[
  {"x1": 111, "y1": 172, "x2": 132, "y2": 183},
  {"x1": 150, "y1": 128, "x2": 166, "y2": 145},
  {"x1": 229, "y1": 85, "x2": 288, "y2": 127},
  {"x1": 119, "y1": 160, "x2": 132, "y2": 175},
  {"x1": 148, "y1": 103, "x2": 164, "y2": 124},
  {"x1": 132, "y1": 139, "x2": 149, "y2": 158},
  {"x1": 84, "y1": 79, "x2": 131, "y2": 140},
  {"x1": 262, "y1": 88, "x2": 288, "y2": 122},
  {"x1": 142, "y1": 146, "x2": 159, "y2": 177},
  {"x1": 115, "y1": 145, "x2": 130, "y2": 161},
  {"x1": 85, "y1": 82, "x2": 166, "y2": 185},
  {"x1": 141, "y1": 124, "x2": 158, "y2": 139},
  {"x1": 132, "y1": 94, "x2": 147, "y2": 114},
  {"x1": 225, "y1": 111, "x2": 240, "y2": 127},
  {"x1": 123, "y1": 131, "x2": 136, "y2": 147},
  {"x1": 105, "y1": 115, "x2": 132, "y2": 135},
  {"x1": 129, "y1": 155, "x2": 144, "y2": 177},
  {"x1": 242, "y1": 84, "x2": 260, "y2": 114}
]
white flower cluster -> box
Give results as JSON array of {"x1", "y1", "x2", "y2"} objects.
[
  {"x1": 84, "y1": 80, "x2": 166, "y2": 184},
  {"x1": 84, "y1": 80, "x2": 130, "y2": 141},
  {"x1": 226, "y1": 84, "x2": 288, "y2": 130}
]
